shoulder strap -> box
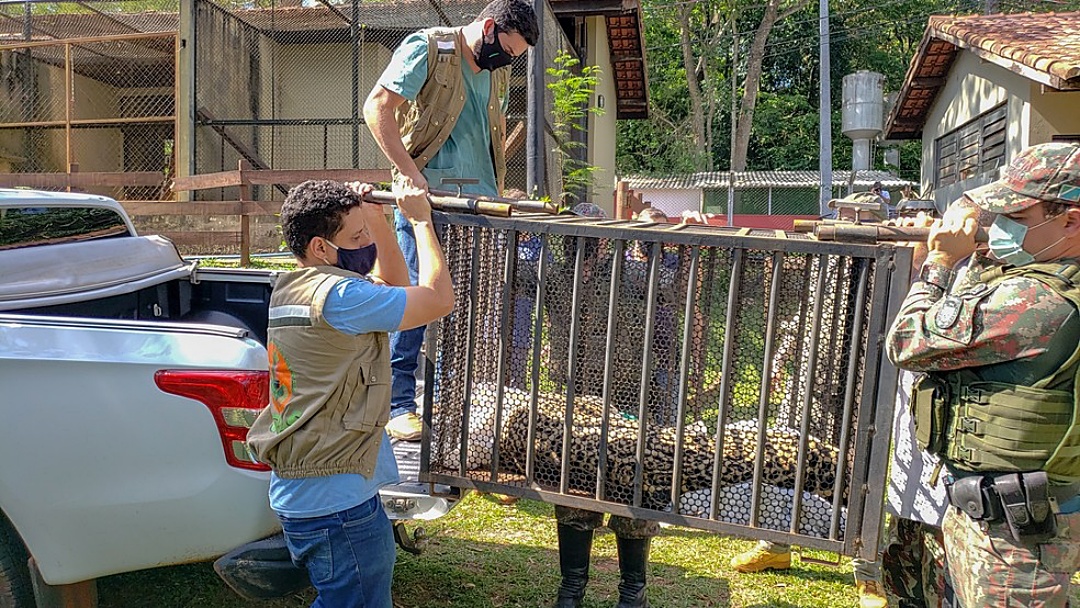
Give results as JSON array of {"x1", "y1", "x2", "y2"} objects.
[
  {"x1": 985, "y1": 259, "x2": 1080, "y2": 289},
  {"x1": 423, "y1": 27, "x2": 458, "y2": 85}
]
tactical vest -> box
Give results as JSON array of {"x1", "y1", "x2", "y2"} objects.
[
  {"x1": 395, "y1": 27, "x2": 510, "y2": 193},
  {"x1": 911, "y1": 260, "x2": 1080, "y2": 483}
]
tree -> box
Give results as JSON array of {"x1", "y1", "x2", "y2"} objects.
[
  {"x1": 547, "y1": 50, "x2": 604, "y2": 206},
  {"x1": 730, "y1": 0, "x2": 813, "y2": 171}
]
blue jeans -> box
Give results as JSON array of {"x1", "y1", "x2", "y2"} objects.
[
  {"x1": 279, "y1": 495, "x2": 395, "y2": 608},
  {"x1": 390, "y1": 209, "x2": 424, "y2": 419}
]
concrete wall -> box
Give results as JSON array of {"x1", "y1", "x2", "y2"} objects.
[
  {"x1": 193, "y1": 3, "x2": 266, "y2": 180},
  {"x1": 273, "y1": 41, "x2": 391, "y2": 170},
  {"x1": 0, "y1": 82, "x2": 18, "y2": 172},
  {"x1": 585, "y1": 15, "x2": 617, "y2": 216},
  {"x1": 920, "y1": 51, "x2": 1028, "y2": 208},
  {"x1": 27, "y1": 61, "x2": 123, "y2": 179}
]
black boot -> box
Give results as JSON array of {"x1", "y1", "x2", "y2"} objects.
[
  {"x1": 615, "y1": 536, "x2": 651, "y2": 608},
  {"x1": 554, "y1": 524, "x2": 593, "y2": 608}
]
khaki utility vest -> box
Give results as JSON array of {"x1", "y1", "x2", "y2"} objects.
[
  {"x1": 912, "y1": 260, "x2": 1080, "y2": 483},
  {"x1": 395, "y1": 27, "x2": 510, "y2": 193},
  {"x1": 247, "y1": 266, "x2": 391, "y2": 479}
]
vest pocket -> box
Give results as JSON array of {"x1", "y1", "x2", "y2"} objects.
[
  {"x1": 911, "y1": 374, "x2": 948, "y2": 455},
  {"x1": 342, "y1": 360, "x2": 391, "y2": 432}
]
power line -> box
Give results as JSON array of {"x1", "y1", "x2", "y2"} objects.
[
  {"x1": 643, "y1": 9, "x2": 938, "y2": 68},
  {"x1": 642, "y1": 0, "x2": 1059, "y2": 57}
]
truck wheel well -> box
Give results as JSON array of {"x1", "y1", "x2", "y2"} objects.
[{"x1": 0, "y1": 508, "x2": 33, "y2": 607}]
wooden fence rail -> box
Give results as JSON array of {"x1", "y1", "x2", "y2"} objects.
[{"x1": 1, "y1": 162, "x2": 393, "y2": 265}]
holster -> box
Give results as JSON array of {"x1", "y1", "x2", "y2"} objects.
[
  {"x1": 945, "y1": 471, "x2": 1063, "y2": 543},
  {"x1": 945, "y1": 475, "x2": 1003, "y2": 522}
]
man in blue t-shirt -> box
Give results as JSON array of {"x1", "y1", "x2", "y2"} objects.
[
  {"x1": 363, "y1": 0, "x2": 538, "y2": 441},
  {"x1": 253, "y1": 179, "x2": 454, "y2": 608}
]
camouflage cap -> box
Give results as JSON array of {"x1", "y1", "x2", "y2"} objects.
[
  {"x1": 572, "y1": 202, "x2": 606, "y2": 218},
  {"x1": 966, "y1": 142, "x2": 1080, "y2": 213}
]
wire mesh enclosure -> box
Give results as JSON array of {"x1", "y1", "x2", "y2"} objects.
[
  {"x1": 192, "y1": 0, "x2": 569, "y2": 201},
  {"x1": 422, "y1": 213, "x2": 912, "y2": 559},
  {"x1": 1, "y1": 0, "x2": 570, "y2": 202},
  {"x1": 0, "y1": 2, "x2": 179, "y2": 200}
]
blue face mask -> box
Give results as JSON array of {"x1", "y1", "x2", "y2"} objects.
[
  {"x1": 987, "y1": 213, "x2": 1060, "y2": 267},
  {"x1": 327, "y1": 240, "x2": 377, "y2": 275}
]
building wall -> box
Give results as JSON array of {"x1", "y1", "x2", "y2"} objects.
[
  {"x1": 1029, "y1": 84, "x2": 1080, "y2": 145},
  {"x1": 34, "y1": 62, "x2": 123, "y2": 178},
  {"x1": 193, "y1": 3, "x2": 267, "y2": 183},
  {"x1": 585, "y1": 15, "x2": 617, "y2": 216},
  {"x1": 920, "y1": 51, "x2": 1029, "y2": 208},
  {"x1": 0, "y1": 117, "x2": 18, "y2": 173},
  {"x1": 273, "y1": 41, "x2": 390, "y2": 170}
]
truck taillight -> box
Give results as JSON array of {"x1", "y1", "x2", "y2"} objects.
[{"x1": 154, "y1": 370, "x2": 271, "y2": 472}]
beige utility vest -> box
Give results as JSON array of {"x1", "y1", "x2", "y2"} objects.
[
  {"x1": 247, "y1": 266, "x2": 391, "y2": 479},
  {"x1": 395, "y1": 27, "x2": 510, "y2": 193}
]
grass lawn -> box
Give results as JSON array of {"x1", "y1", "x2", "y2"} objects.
[{"x1": 97, "y1": 492, "x2": 862, "y2": 608}]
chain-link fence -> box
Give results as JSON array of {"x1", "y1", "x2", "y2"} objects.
[
  {"x1": 0, "y1": 1, "x2": 178, "y2": 200},
  {"x1": 702, "y1": 185, "x2": 839, "y2": 216},
  {"x1": 1, "y1": 0, "x2": 569, "y2": 203},
  {"x1": 423, "y1": 212, "x2": 911, "y2": 559},
  {"x1": 627, "y1": 172, "x2": 914, "y2": 224},
  {"x1": 192, "y1": 0, "x2": 568, "y2": 201}
]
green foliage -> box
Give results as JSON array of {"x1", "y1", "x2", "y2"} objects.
[
  {"x1": 193, "y1": 256, "x2": 295, "y2": 270},
  {"x1": 743, "y1": 91, "x2": 820, "y2": 171},
  {"x1": 546, "y1": 50, "x2": 604, "y2": 205},
  {"x1": 619, "y1": 0, "x2": 1079, "y2": 177},
  {"x1": 621, "y1": 0, "x2": 734, "y2": 175}
]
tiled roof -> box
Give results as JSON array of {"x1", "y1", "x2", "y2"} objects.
[
  {"x1": 549, "y1": 0, "x2": 648, "y2": 120},
  {"x1": 624, "y1": 170, "x2": 914, "y2": 190},
  {"x1": 885, "y1": 11, "x2": 1080, "y2": 140}
]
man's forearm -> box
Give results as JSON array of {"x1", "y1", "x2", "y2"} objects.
[
  {"x1": 365, "y1": 97, "x2": 422, "y2": 180},
  {"x1": 411, "y1": 220, "x2": 453, "y2": 300},
  {"x1": 369, "y1": 209, "x2": 409, "y2": 286}
]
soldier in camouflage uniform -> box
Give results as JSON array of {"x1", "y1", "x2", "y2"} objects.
[
  {"x1": 553, "y1": 506, "x2": 659, "y2": 608},
  {"x1": 886, "y1": 142, "x2": 1080, "y2": 607},
  {"x1": 880, "y1": 516, "x2": 950, "y2": 607}
]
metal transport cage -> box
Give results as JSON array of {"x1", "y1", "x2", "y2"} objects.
[{"x1": 420, "y1": 212, "x2": 913, "y2": 560}]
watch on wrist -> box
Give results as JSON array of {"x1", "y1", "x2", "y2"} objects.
[{"x1": 919, "y1": 262, "x2": 954, "y2": 291}]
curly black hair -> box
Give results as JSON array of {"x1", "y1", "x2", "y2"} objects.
[
  {"x1": 477, "y1": 0, "x2": 538, "y2": 47},
  {"x1": 280, "y1": 180, "x2": 361, "y2": 258}
]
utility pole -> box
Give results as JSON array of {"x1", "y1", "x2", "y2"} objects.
[
  {"x1": 729, "y1": 11, "x2": 738, "y2": 226},
  {"x1": 818, "y1": 0, "x2": 832, "y2": 215},
  {"x1": 526, "y1": 0, "x2": 546, "y2": 198}
]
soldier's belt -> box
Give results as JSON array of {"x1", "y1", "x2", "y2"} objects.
[{"x1": 945, "y1": 471, "x2": 1079, "y2": 542}]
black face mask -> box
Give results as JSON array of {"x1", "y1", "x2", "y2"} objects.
[
  {"x1": 475, "y1": 25, "x2": 515, "y2": 71},
  {"x1": 328, "y1": 241, "x2": 377, "y2": 276}
]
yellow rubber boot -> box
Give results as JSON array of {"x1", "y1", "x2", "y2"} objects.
[
  {"x1": 856, "y1": 580, "x2": 888, "y2": 608},
  {"x1": 386, "y1": 412, "x2": 423, "y2": 441},
  {"x1": 729, "y1": 542, "x2": 792, "y2": 573}
]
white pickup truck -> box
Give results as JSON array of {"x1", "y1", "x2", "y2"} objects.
[{"x1": 0, "y1": 189, "x2": 454, "y2": 607}]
